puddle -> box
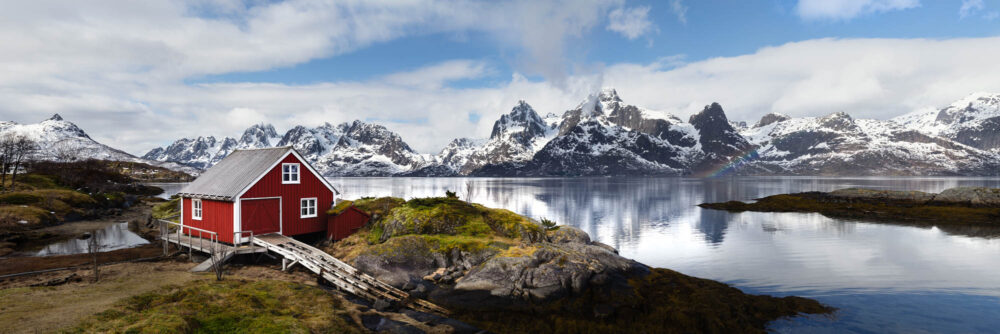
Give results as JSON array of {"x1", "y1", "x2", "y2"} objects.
[{"x1": 35, "y1": 223, "x2": 149, "y2": 256}]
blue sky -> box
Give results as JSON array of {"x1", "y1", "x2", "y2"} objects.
[
  {"x1": 194, "y1": 0, "x2": 1000, "y2": 86},
  {"x1": 1, "y1": 0, "x2": 999, "y2": 154}
]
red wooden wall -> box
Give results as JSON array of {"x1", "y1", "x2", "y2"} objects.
[
  {"x1": 182, "y1": 198, "x2": 235, "y2": 243},
  {"x1": 327, "y1": 207, "x2": 369, "y2": 241},
  {"x1": 240, "y1": 154, "x2": 333, "y2": 236}
]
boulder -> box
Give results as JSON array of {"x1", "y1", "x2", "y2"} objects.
[
  {"x1": 828, "y1": 188, "x2": 936, "y2": 203},
  {"x1": 454, "y1": 242, "x2": 642, "y2": 302},
  {"x1": 547, "y1": 225, "x2": 590, "y2": 244},
  {"x1": 932, "y1": 187, "x2": 1000, "y2": 206}
]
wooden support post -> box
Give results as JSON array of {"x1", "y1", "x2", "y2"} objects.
[{"x1": 161, "y1": 223, "x2": 168, "y2": 256}]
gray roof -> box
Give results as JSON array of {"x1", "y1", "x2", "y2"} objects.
[{"x1": 178, "y1": 147, "x2": 294, "y2": 201}]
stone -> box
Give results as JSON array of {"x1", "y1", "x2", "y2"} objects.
[
  {"x1": 933, "y1": 187, "x2": 1000, "y2": 206},
  {"x1": 547, "y1": 225, "x2": 590, "y2": 244},
  {"x1": 829, "y1": 188, "x2": 936, "y2": 203}
]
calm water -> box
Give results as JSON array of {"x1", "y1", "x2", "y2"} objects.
[
  {"x1": 326, "y1": 176, "x2": 1000, "y2": 333},
  {"x1": 35, "y1": 222, "x2": 149, "y2": 256}
]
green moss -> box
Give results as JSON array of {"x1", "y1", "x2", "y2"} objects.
[
  {"x1": 69, "y1": 280, "x2": 362, "y2": 334},
  {"x1": 34, "y1": 189, "x2": 97, "y2": 208},
  {"x1": 328, "y1": 200, "x2": 354, "y2": 216},
  {"x1": 153, "y1": 197, "x2": 181, "y2": 221},
  {"x1": 0, "y1": 192, "x2": 43, "y2": 205},
  {"x1": 353, "y1": 197, "x2": 404, "y2": 218},
  {"x1": 366, "y1": 197, "x2": 544, "y2": 244},
  {"x1": 14, "y1": 174, "x2": 63, "y2": 190}
]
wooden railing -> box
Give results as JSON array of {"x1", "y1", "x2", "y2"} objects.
[
  {"x1": 158, "y1": 219, "x2": 219, "y2": 260},
  {"x1": 233, "y1": 230, "x2": 255, "y2": 249}
]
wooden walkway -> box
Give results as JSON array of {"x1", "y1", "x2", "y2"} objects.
[
  {"x1": 165, "y1": 234, "x2": 266, "y2": 256},
  {"x1": 252, "y1": 233, "x2": 449, "y2": 316},
  {"x1": 161, "y1": 233, "x2": 266, "y2": 272}
]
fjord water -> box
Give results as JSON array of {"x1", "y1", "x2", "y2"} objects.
[{"x1": 328, "y1": 176, "x2": 1000, "y2": 333}]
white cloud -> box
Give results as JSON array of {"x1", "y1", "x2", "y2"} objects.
[
  {"x1": 670, "y1": 0, "x2": 689, "y2": 24},
  {"x1": 960, "y1": 0, "x2": 985, "y2": 18},
  {"x1": 3, "y1": 1, "x2": 1000, "y2": 158},
  {"x1": 381, "y1": 60, "x2": 493, "y2": 89},
  {"x1": 796, "y1": 0, "x2": 920, "y2": 20},
  {"x1": 598, "y1": 37, "x2": 1000, "y2": 123},
  {"x1": 607, "y1": 6, "x2": 656, "y2": 39}
]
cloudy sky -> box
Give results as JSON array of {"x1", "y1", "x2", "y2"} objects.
[{"x1": 2, "y1": 0, "x2": 999, "y2": 155}]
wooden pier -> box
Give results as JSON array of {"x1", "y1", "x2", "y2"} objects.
[{"x1": 252, "y1": 233, "x2": 449, "y2": 315}]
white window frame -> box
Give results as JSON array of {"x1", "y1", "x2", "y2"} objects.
[
  {"x1": 192, "y1": 198, "x2": 203, "y2": 220},
  {"x1": 282, "y1": 163, "x2": 300, "y2": 184},
  {"x1": 300, "y1": 198, "x2": 317, "y2": 218}
]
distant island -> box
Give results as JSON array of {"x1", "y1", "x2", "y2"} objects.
[{"x1": 699, "y1": 187, "x2": 1000, "y2": 237}]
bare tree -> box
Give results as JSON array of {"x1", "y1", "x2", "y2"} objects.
[
  {"x1": 10, "y1": 135, "x2": 38, "y2": 186},
  {"x1": 0, "y1": 134, "x2": 16, "y2": 190},
  {"x1": 53, "y1": 145, "x2": 78, "y2": 163},
  {"x1": 210, "y1": 242, "x2": 230, "y2": 281}
]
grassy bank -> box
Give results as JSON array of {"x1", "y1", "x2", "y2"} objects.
[
  {"x1": 69, "y1": 279, "x2": 362, "y2": 333},
  {"x1": 0, "y1": 161, "x2": 173, "y2": 255}
]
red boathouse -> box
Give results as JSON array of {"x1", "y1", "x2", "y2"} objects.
[{"x1": 177, "y1": 146, "x2": 339, "y2": 244}]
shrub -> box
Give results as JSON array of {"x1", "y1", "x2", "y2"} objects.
[
  {"x1": 0, "y1": 192, "x2": 43, "y2": 205},
  {"x1": 152, "y1": 197, "x2": 180, "y2": 221},
  {"x1": 445, "y1": 190, "x2": 458, "y2": 199},
  {"x1": 540, "y1": 217, "x2": 559, "y2": 231}
]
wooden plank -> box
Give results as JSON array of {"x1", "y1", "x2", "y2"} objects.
[{"x1": 251, "y1": 233, "x2": 449, "y2": 315}]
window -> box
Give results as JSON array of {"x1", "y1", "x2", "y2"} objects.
[
  {"x1": 192, "y1": 199, "x2": 203, "y2": 220},
  {"x1": 300, "y1": 198, "x2": 317, "y2": 218},
  {"x1": 282, "y1": 163, "x2": 300, "y2": 184}
]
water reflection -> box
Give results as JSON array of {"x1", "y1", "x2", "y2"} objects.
[
  {"x1": 328, "y1": 176, "x2": 1000, "y2": 332},
  {"x1": 146, "y1": 182, "x2": 189, "y2": 199},
  {"x1": 35, "y1": 223, "x2": 149, "y2": 256}
]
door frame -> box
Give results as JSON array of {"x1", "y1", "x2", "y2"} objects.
[{"x1": 239, "y1": 197, "x2": 282, "y2": 239}]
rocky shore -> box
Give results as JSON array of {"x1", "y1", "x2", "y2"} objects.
[
  {"x1": 326, "y1": 196, "x2": 832, "y2": 333},
  {"x1": 699, "y1": 187, "x2": 1000, "y2": 234}
]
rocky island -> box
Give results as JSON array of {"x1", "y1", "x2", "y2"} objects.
[{"x1": 699, "y1": 187, "x2": 1000, "y2": 235}]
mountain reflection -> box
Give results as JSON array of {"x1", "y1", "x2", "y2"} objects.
[{"x1": 324, "y1": 176, "x2": 1000, "y2": 250}]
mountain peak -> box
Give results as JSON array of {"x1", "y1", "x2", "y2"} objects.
[
  {"x1": 46, "y1": 114, "x2": 64, "y2": 122},
  {"x1": 689, "y1": 103, "x2": 728, "y2": 125},
  {"x1": 598, "y1": 87, "x2": 622, "y2": 102},
  {"x1": 755, "y1": 112, "x2": 790, "y2": 128}
]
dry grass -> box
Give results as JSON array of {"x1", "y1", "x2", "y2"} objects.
[{"x1": 0, "y1": 262, "x2": 200, "y2": 334}]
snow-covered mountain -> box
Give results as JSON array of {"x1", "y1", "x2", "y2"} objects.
[
  {"x1": 0, "y1": 114, "x2": 196, "y2": 173},
  {"x1": 145, "y1": 120, "x2": 424, "y2": 176},
  {"x1": 143, "y1": 123, "x2": 281, "y2": 169},
  {"x1": 437, "y1": 101, "x2": 558, "y2": 174},
  {"x1": 276, "y1": 122, "x2": 350, "y2": 162},
  {"x1": 141, "y1": 89, "x2": 1000, "y2": 177},
  {"x1": 895, "y1": 92, "x2": 1000, "y2": 152},
  {"x1": 740, "y1": 110, "x2": 1000, "y2": 175},
  {"x1": 474, "y1": 88, "x2": 721, "y2": 176},
  {"x1": 315, "y1": 121, "x2": 427, "y2": 176}
]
